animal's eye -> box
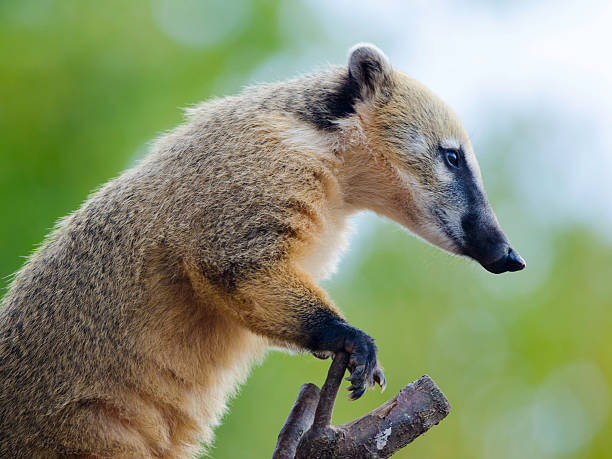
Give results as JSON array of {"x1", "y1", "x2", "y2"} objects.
[{"x1": 445, "y1": 150, "x2": 460, "y2": 169}]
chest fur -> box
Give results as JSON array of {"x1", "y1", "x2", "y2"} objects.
[{"x1": 296, "y1": 209, "x2": 353, "y2": 281}]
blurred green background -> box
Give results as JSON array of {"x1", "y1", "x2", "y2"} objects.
[{"x1": 1, "y1": 1, "x2": 610, "y2": 458}]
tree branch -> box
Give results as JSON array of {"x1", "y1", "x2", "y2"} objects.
[
  {"x1": 272, "y1": 352, "x2": 451, "y2": 458},
  {"x1": 311, "y1": 352, "x2": 349, "y2": 432},
  {"x1": 273, "y1": 383, "x2": 321, "y2": 459}
]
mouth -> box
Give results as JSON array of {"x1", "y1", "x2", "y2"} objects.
[{"x1": 481, "y1": 247, "x2": 526, "y2": 274}]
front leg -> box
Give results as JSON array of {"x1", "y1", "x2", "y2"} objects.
[{"x1": 210, "y1": 264, "x2": 385, "y2": 400}]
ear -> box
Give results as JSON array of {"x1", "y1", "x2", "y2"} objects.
[{"x1": 348, "y1": 43, "x2": 392, "y2": 99}]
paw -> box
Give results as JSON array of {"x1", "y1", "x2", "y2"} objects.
[{"x1": 343, "y1": 329, "x2": 386, "y2": 400}]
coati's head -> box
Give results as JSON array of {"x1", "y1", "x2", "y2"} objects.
[{"x1": 341, "y1": 44, "x2": 525, "y2": 274}]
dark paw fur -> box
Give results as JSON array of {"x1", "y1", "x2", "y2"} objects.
[
  {"x1": 306, "y1": 314, "x2": 386, "y2": 400},
  {"x1": 343, "y1": 329, "x2": 385, "y2": 400}
]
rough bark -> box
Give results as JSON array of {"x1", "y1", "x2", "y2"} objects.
[{"x1": 272, "y1": 352, "x2": 450, "y2": 459}]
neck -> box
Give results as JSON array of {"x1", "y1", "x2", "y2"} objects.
[{"x1": 335, "y1": 114, "x2": 408, "y2": 226}]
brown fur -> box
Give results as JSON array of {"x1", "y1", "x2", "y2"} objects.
[{"x1": 0, "y1": 44, "x2": 480, "y2": 457}]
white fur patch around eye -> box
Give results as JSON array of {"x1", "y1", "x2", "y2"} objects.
[
  {"x1": 434, "y1": 157, "x2": 454, "y2": 183},
  {"x1": 441, "y1": 137, "x2": 483, "y2": 184},
  {"x1": 438, "y1": 138, "x2": 464, "y2": 182},
  {"x1": 440, "y1": 138, "x2": 461, "y2": 150}
]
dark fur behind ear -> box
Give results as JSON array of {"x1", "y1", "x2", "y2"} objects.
[
  {"x1": 288, "y1": 44, "x2": 392, "y2": 131},
  {"x1": 348, "y1": 43, "x2": 392, "y2": 98}
]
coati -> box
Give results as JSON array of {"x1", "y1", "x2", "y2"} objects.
[{"x1": 0, "y1": 43, "x2": 525, "y2": 458}]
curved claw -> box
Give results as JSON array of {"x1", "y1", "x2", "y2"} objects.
[
  {"x1": 346, "y1": 382, "x2": 363, "y2": 392},
  {"x1": 348, "y1": 385, "x2": 366, "y2": 401},
  {"x1": 373, "y1": 368, "x2": 387, "y2": 393}
]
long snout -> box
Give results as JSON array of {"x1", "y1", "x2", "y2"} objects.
[{"x1": 461, "y1": 210, "x2": 526, "y2": 274}]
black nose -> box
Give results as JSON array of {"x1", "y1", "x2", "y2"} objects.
[
  {"x1": 505, "y1": 247, "x2": 526, "y2": 272},
  {"x1": 483, "y1": 247, "x2": 526, "y2": 274}
]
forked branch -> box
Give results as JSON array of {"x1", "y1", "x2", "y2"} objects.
[{"x1": 272, "y1": 352, "x2": 450, "y2": 459}]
